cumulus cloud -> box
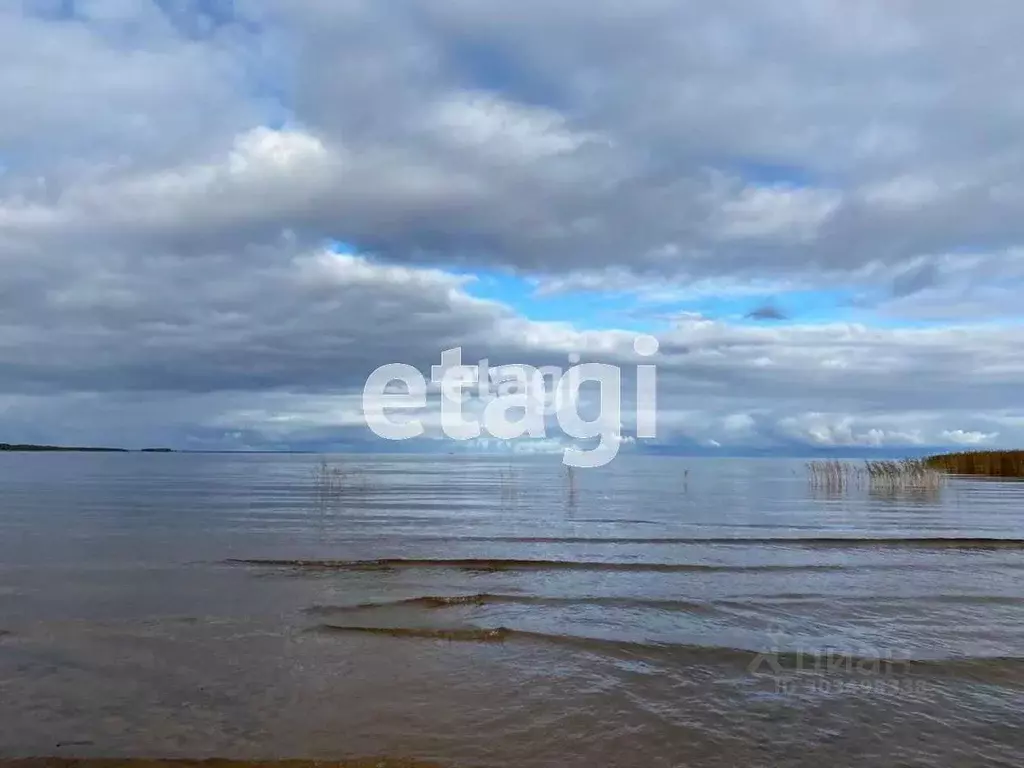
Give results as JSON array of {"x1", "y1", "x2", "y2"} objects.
[
  {"x1": 2, "y1": 0, "x2": 1024, "y2": 452},
  {"x1": 941, "y1": 430, "x2": 1000, "y2": 446}
]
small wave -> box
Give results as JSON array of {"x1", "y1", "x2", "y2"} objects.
[
  {"x1": 305, "y1": 595, "x2": 495, "y2": 613},
  {"x1": 315, "y1": 624, "x2": 515, "y2": 642},
  {"x1": 918, "y1": 594, "x2": 1024, "y2": 605},
  {"x1": 304, "y1": 592, "x2": 1024, "y2": 618},
  {"x1": 229, "y1": 558, "x2": 854, "y2": 573},
  {"x1": 362, "y1": 536, "x2": 1024, "y2": 549},
  {"x1": 304, "y1": 593, "x2": 717, "y2": 614},
  {"x1": 311, "y1": 623, "x2": 711, "y2": 651},
  {"x1": 758, "y1": 593, "x2": 1024, "y2": 606},
  {"x1": 310, "y1": 623, "x2": 845, "y2": 663},
  {"x1": 751, "y1": 537, "x2": 1024, "y2": 550},
  {"x1": 311, "y1": 623, "x2": 1024, "y2": 678},
  {"x1": 574, "y1": 518, "x2": 664, "y2": 526}
]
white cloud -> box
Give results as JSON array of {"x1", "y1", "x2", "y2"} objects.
[
  {"x1": 715, "y1": 183, "x2": 842, "y2": 242},
  {"x1": 2, "y1": 1, "x2": 1024, "y2": 451},
  {"x1": 427, "y1": 91, "x2": 600, "y2": 161},
  {"x1": 941, "y1": 430, "x2": 999, "y2": 446}
]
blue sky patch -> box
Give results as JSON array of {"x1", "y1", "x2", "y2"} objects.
[
  {"x1": 457, "y1": 268, "x2": 658, "y2": 331},
  {"x1": 455, "y1": 265, "x2": 873, "y2": 331}
]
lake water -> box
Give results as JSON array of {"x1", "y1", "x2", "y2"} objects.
[{"x1": 1, "y1": 453, "x2": 1023, "y2": 767}]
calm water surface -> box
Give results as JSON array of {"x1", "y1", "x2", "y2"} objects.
[{"x1": 1, "y1": 453, "x2": 1023, "y2": 766}]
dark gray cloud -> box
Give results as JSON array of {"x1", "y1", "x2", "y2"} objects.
[{"x1": 746, "y1": 305, "x2": 789, "y2": 321}]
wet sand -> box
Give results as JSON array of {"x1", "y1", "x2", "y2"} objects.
[{"x1": 2, "y1": 761, "x2": 444, "y2": 768}]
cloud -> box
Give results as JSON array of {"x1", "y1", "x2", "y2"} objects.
[
  {"x1": 0, "y1": 0, "x2": 264, "y2": 173},
  {"x1": 746, "y1": 304, "x2": 789, "y2": 321},
  {"x1": 2, "y1": 1, "x2": 1024, "y2": 453},
  {"x1": 941, "y1": 430, "x2": 1000, "y2": 446},
  {"x1": 9, "y1": 1, "x2": 1024, "y2": 285}
]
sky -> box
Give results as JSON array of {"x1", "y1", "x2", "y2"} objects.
[{"x1": 2, "y1": 0, "x2": 1024, "y2": 456}]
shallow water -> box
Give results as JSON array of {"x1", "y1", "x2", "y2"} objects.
[{"x1": 1, "y1": 453, "x2": 1023, "y2": 766}]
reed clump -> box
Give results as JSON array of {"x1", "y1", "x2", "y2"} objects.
[
  {"x1": 924, "y1": 450, "x2": 1024, "y2": 478},
  {"x1": 807, "y1": 459, "x2": 945, "y2": 492},
  {"x1": 312, "y1": 459, "x2": 365, "y2": 510}
]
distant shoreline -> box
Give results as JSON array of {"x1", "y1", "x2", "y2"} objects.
[
  {"x1": 0, "y1": 444, "x2": 321, "y2": 454},
  {"x1": 0, "y1": 444, "x2": 173, "y2": 453}
]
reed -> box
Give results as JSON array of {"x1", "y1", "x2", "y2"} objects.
[
  {"x1": 923, "y1": 450, "x2": 1024, "y2": 477},
  {"x1": 807, "y1": 459, "x2": 945, "y2": 491},
  {"x1": 499, "y1": 463, "x2": 520, "y2": 502},
  {"x1": 312, "y1": 459, "x2": 365, "y2": 510},
  {"x1": 565, "y1": 464, "x2": 578, "y2": 506}
]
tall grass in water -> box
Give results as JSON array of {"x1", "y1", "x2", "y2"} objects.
[
  {"x1": 565, "y1": 465, "x2": 578, "y2": 506},
  {"x1": 499, "y1": 464, "x2": 520, "y2": 502},
  {"x1": 924, "y1": 450, "x2": 1024, "y2": 478},
  {"x1": 498, "y1": 463, "x2": 578, "y2": 506},
  {"x1": 808, "y1": 459, "x2": 945, "y2": 492},
  {"x1": 312, "y1": 459, "x2": 365, "y2": 511}
]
